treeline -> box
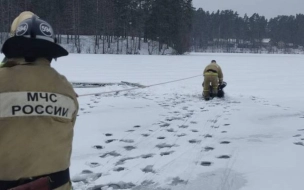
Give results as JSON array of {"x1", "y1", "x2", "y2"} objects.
[
  {"x1": 192, "y1": 9, "x2": 304, "y2": 53},
  {"x1": 0, "y1": 0, "x2": 193, "y2": 54},
  {"x1": 0, "y1": 0, "x2": 303, "y2": 54}
]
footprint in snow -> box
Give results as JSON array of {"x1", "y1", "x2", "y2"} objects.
[
  {"x1": 108, "y1": 182, "x2": 136, "y2": 189},
  {"x1": 224, "y1": 124, "x2": 231, "y2": 126},
  {"x1": 142, "y1": 165, "x2": 155, "y2": 173},
  {"x1": 189, "y1": 139, "x2": 201, "y2": 144},
  {"x1": 294, "y1": 142, "x2": 304, "y2": 146},
  {"x1": 116, "y1": 157, "x2": 138, "y2": 165},
  {"x1": 113, "y1": 167, "x2": 125, "y2": 172},
  {"x1": 124, "y1": 146, "x2": 136, "y2": 151},
  {"x1": 221, "y1": 131, "x2": 227, "y2": 133},
  {"x1": 190, "y1": 121, "x2": 198, "y2": 124},
  {"x1": 125, "y1": 130, "x2": 135, "y2": 132},
  {"x1": 141, "y1": 154, "x2": 155, "y2": 159},
  {"x1": 120, "y1": 139, "x2": 134, "y2": 143},
  {"x1": 204, "y1": 147, "x2": 214, "y2": 151},
  {"x1": 298, "y1": 129, "x2": 304, "y2": 131},
  {"x1": 170, "y1": 177, "x2": 188, "y2": 186},
  {"x1": 105, "y1": 133, "x2": 113, "y2": 136},
  {"x1": 167, "y1": 128, "x2": 175, "y2": 132},
  {"x1": 176, "y1": 133, "x2": 187, "y2": 137},
  {"x1": 100, "y1": 151, "x2": 121, "y2": 158},
  {"x1": 184, "y1": 113, "x2": 193, "y2": 118},
  {"x1": 293, "y1": 134, "x2": 301, "y2": 137},
  {"x1": 201, "y1": 161, "x2": 212, "y2": 166},
  {"x1": 86, "y1": 162, "x2": 101, "y2": 168},
  {"x1": 220, "y1": 141, "x2": 231, "y2": 144},
  {"x1": 179, "y1": 125, "x2": 189, "y2": 128},
  {"x1": 91, "y1": 182, "x2": 136, "y2": 190},
  {"x1": 134, "y1": 125, "x2": 141, "y2": 128},
  {"x1": 157, "y1": 136, "x2": 166, "y2": 140},
  {"x1": 92, "y1": 145, "x2": 104, "y2": 150},
  {"x1": 160, "y1": 123, "x2": 170, "y2": 127},
  {"x1": 141, "y1": 134, "x2": 150, "y2": 137},
  {"x1": 105, "y1": 139, "x2": 117, "y2": 144},
  {"x1": 204, "y1": 134, "x2": 213, "y2": 138},
  {"x1": 166, "y1": 118, "x2": 175, "y2": 122},
  {"x1": 160, "y1": 151, "x2": 175, "y2": 156},
  {"x1": 208, "y1": 119, "x2": 218, "y2": 124},
  {"x1": 156, "y1": 143, "x2": 176, "y2": 149},
  {"x1": 191, "y1": 129, "x2": 199, "y2": 133},
  {"x1": 217, "y1": 155, "x2": 231, "y2": 159}
]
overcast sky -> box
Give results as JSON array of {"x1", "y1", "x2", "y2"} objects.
[{"x1": 192, "y1": 0, "x2": 304, "y2": 19}]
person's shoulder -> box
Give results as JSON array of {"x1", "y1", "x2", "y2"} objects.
[{"x1": 52, "y1": 72, "x2": 77, "y2": 100}]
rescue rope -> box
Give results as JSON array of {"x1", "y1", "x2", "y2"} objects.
[{"x1": 78, "y1": 74, "x2": 203, "y2": 97}]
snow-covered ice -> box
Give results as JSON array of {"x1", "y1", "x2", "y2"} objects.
[
  {"x1": 57, "y1": 53, "x2": 304, "y2": 190},
  {"x1": 3, "y1": 53, "x2": 304, "y2": 190}
]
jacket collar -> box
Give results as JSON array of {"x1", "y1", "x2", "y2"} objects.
[{"x1": 0, "y1": 57, "x2": 50, "y2": 68}]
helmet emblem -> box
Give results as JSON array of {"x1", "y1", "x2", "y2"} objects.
[
  {"x1": 16, "y1": 23, "x2": 28, "y2": 36},
  {"x1": 40, "y1": 23, "x2": 52, "y2": 36}
]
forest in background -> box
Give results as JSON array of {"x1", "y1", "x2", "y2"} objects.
[{"x1": 0, "y1": 0, "x2": 303, "y2": 54}]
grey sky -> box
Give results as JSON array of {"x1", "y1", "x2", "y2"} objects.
[{"x1": 192, "y1": 0, "x2": 304, "y2": 19}]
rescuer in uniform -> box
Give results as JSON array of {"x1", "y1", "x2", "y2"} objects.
[
  {"x1": 0, "y1": 11, "x2": 78, "y2": 190},
  {"x1": 203, "y1": 60, "x2": 224, "y2": 100}
]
